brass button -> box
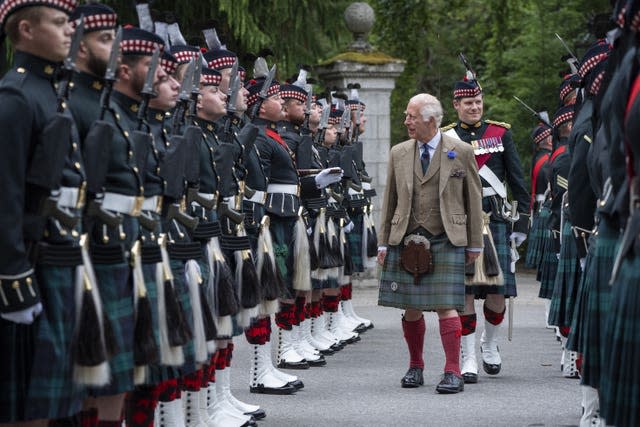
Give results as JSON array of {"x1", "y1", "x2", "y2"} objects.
[
  {"x1": 129, "y1": 150, "x2": 133, "y2": 158},
  {"x1": 72, "y1": 143, "x2": 78, "y2": 150},
  {"x1": 12, "y1": 280, "x2": 19, "y2": 289},
  {"x1": 16, "y1": 67, "x2": 26, "y2": 74},
  {"x1": 133, "y1": 166, "x2": 139, "y2": 173},
  {"x1": 74, "y1": 161, "x2": 81, "y2": 170},
  {"x1": 115, "y1": 113, "x2": 121, "y2": 120},
  {"x1": 124, "y1": 131, "x2": 129, "y2": 137}
]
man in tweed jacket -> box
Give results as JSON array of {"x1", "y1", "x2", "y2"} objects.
[{"x1": 377, "y1": 93, "x2": 483, "y2": 394}]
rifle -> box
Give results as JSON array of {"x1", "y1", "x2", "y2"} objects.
[
  {"x1": 513, "y1": 96, "x2": 552, "y2": 129},
  {"x1": 348, "y1": 83, "x2": 361, "y2": 143},
  {"x1": 315, "y1": 101, "x2": 330, "y2": 145},
  {"x1": 249, "y1": 64, "x2": 276, "y2": 120},
  {"x1": 555, "y1": 33, "x2": 579, "y2": 74}
]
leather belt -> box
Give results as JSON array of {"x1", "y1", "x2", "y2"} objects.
[
  {"x1": 222, "y1": 195, "x2": 238, "y2": 209},
  {"x1": 57, "y1": 186, "x2": 86, "y2": 209},
  {"x1": 102, "y1": 192, "x2": 144, "y2": 217},
  {"x1": 267, "y1": 184, "x2": 300, "y2": 196},
  {"x1": 142, "y1": 195, "x2": 162, "y2": 213},
  {"x1": 244, "y1": 190, "x2": 267, "y2": 205},
  {"x1": 482, "y1": 187, "x2": 498, "y2": 197},
  {"x1": 362, "y1": 182, "x2": 372, "y2": 190}
]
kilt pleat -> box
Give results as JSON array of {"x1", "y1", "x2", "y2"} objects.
[
  {"x1": 91, "y1": 262, "x2": 135, "y2": 396},
  {"x1": 548, "y1": 218, "x2": 581, "y2": 328},
  {"x1": 269, "y1": 216, "x2": 297, "y2": 299},
  {"x1": 600, "y1": 250, "x2": 640, "y2": 427},
  {"x1": 470, "y1": 220, "x2": 516, "y2": 298},
  {"x1": 0, "y1": 319, "x2": 34, "y2": 422},
  {"x1": 525, "y1": 208, "x2": 550, "y2": 269},
  {"x1": 378, "y1": 234, "x2": 465, "y2": 312},
  {"x1": 25, "y1": 266, "x2": 84, "y2": 420},
  {"x1": 141, "y1": 263, "x2": 163, "y2": 385},
  {"x1": 537, "y1": 228, "x2": 558, "y2": 300},
  {"x1": 347, "y1": 212, "x2": 364, "y2": 272},
  {"x1": 577, "y1": 216, "x2": 617, "y2": 388}
]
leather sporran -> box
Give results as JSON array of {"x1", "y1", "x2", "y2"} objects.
[{"x1": 400, "y1": 234, "x2": 433, "y2": 285}]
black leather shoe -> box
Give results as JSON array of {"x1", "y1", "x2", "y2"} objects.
[
  {"x1": 436, "y1": 372, "x2": 464, "y2": 394},
  {"x1": 482, "y1": 361, "x2": 501, "y2": 375},
  {"x1": 249, "y1": 383, "x2": 297, "y2": 395},
  {"x1": 307, "y1": 355, "x2": 327, "y2": 366},
  {"x1": 288, "y1": 379, "x2": 304, "y2": 390},
  {"x1": 244, "y1": 408, "x2": 266, "y2": 420},
  {"x1": 400, "y1": 367, "x2": 424, "y2": 388},
  {"x1": 462, "y1": 372, "x2": 478, "y2": 384},
  {"x1": 277, "y1": 360, "x2": 309, "y2": 369},
  {"x1": 319, "y1": 347, "x2": 335, "y2": 356}
]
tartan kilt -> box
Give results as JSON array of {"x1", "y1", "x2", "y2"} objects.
[
  {"x1": 141, "y1": 263, "x2": 164, "y2": 385},
  {"x1": 269, "y1": 215, "x2": 297, "y2": 299},
  {"x1": 91, "y1": 262, "x2": 135, "y2": 396},
  {"x1": 469, "y1": 220, "x2": 516, "y2": 298},
  {"x1": 600, "y1": 250, "x2": 640, "y2": 427},
  {"x1": 347, "y1": 212, "x2": 364, "y2": 272},
  {"x1": 378, "y1": 234, "x2": 465, "y2": 312},
  {"x1": 525, "y1": 208, "x2": 549, "y2": 269},
  {"x1": 23, "y1": 266, "x2": 84, "y2": 421},
  {"x1": 547, "y1": 218, "x2": 581, "y2": 328},
  {"x1": 537, "y1": 230, "x2": 558, "y2": 299},
  {"x1": 577, "y1": 215, "x2": 616, "y2": 388}
]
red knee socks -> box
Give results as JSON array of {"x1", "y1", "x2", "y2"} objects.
[
  {"x1": 402, "y1": 316, "x2": 425, "y2": 369},
  {"x1": 459, "y1": 313, "x2": 477, "y2": 336},
  {"x1": 439, "y1": 316, "x2": 462, "y2": 376}
]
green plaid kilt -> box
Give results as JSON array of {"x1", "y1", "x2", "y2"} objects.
[
  {"x1": 141, "y1": 263, "x2": 164, "y2": 385},
  {"x1": 269, "y1": 215, "x2": 297, "y2": 299},
  {"x1": 548, "y1": 218, "x2": 581, "y2": 328},
  {"x1": 378, "y1": 234, "x2": 465, "y2": 312},
  {"x1": 347, "y1": 212, "x2": 364, "y2": 272},
  {"x1": 91, "y1": 262, "x2": 135, "y2": 396},
  {"x1": 23, "y1": 266, "x2": 84, "y2": 421},
  {"x1": 600, "y1": 248, "x2": 640, "y2": 427},
  {"x1": 537, "y1": 230, "x2": 558, "y2": 300},
  {"x1": 575, "y1": 215, "x2": 617, "y2": 388},
  {"x1": 525, "y1": 208, "x2": 550, "y2": 269},
  {"x1": 469, "y1": 220, "x2": 516, "y2": 298}
]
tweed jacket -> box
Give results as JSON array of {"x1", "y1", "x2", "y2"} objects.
[{"x1": 379, "y1": 133, "x2": 484, "y2": 249}]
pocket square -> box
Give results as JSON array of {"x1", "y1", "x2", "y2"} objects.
[{"x1": 450, "y1": 169, "x2": 466, "y2": 178}]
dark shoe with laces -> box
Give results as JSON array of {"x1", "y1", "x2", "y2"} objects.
[
  {"x1": 400, "y1": 367, "x2": 424, "y2": 388},
  {"x1": 436, "y1": 372, "x2": 464, "y2": 394}
]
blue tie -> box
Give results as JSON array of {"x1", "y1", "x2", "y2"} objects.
[{"x1": 421, "y1": 143, "x2": 430, "y2": 174}]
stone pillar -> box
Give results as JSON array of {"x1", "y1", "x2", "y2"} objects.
[{"x1": 314, "y1": 2, "x2": 405, "y2": 230}]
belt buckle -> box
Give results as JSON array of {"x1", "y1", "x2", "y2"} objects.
[{"x1": 131, "y1": 196, "x2": 144, "y2": 217}]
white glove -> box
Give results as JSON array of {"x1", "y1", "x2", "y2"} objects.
[
  {"x1": 579, "y1": 257, "x2": 586, "y2": 271},
  {"x1": 1, "y1": 302, "x2": 43, "y2": 325},
  {"x1": 343, "y1": 221, "x2": 354, "y2": 233},
  {"x1": 556, "y1": 253, "x2": 560, "y2": 260},
  {"x1": 315, "y1": 168, "x2": 343, "y2": 189},
  {"x1": 509, "y1": 232, "x2": 527, "y2": 247}
]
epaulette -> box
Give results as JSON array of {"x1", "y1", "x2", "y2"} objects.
[
  {"x1": 440, "y1": 122, "x2": 457, "y2": 132},
  {"x1": 484, "y1": 119, "x2": 511, "y2": 129}
]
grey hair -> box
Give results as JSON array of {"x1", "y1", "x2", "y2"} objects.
[{"x1": 409, "y1": 93, "x2": 444, "y2": 127}]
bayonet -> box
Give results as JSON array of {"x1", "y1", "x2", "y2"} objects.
[
  {"x1": 99, "y1": 26, "x2": 122, "y2": 120},
  {"x1": 555, "y1": 33, "x2": 578, "y2": 62},
  {"x1": 301, "y1": 84, "x2": 313, "y2": 131},
  {"x1": 513, "y1": 96, "x2": 552, "y2": 128},
  {"x1": 555, "y1": 33, "x2": 579, "y2": 74},
  {"x1": 225, "y1": 60, "x2": 240, "y2": 116},
  {"x1": 171, "y1": 60, "x2": 195, "y2": 135},
  {"x1": 187, "y1": 53, "x2": 203, "y2": 120},
  {"x1": 250, "y1": 64, "x2": 276, "y2": 119},
  {"x1": 56, "y1": 17, "x2": 84, "y2": 112}
]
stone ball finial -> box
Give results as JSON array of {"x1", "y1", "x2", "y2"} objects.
[{"x1": 344, "y1": 2, "x2": 375, "y2": 52}]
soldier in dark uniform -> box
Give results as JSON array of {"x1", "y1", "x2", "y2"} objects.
[
  {"x1": 82, "y1": 27, "x2": 166, "y2": 426},
  {"x1": 0, "y1": 0, "x2": 85, "y2": 423},
  {"x1": 442, "y1": 77, "x2": 530, "y2": 382}
]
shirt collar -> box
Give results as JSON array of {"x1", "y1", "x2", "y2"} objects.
[{"x1": 418, "y1": 130, "x2": 441, "y2": 151}]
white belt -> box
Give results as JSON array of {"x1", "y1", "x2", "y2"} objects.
[
  {"x1": 362, "y1": 182, "x2": 372, "y2": 190},
  {"x1": 535, "y1": 194, "x2": 546, "y2": 202},
  {"x1": 244, "y1": 190, "x2": 267, "y2": 205},
  {"x1": 267, "y1": 184, "x2": 299, "y2": 196},
  {"x1": 482, "y1": 187, "x2": 498, "y2": 197},
  {"x1": 57, "y1": 187, "x2": 83, "y2": 209},
  {"x1": 222, "y1": 195, "x2": 237, "y2": 210},
  {"x1": 102, "y1": 192, "x2": 143, "y2": 216},
  {"x1": 348, "y1": 188, "x2": 364, "y2": 196},
  {"x1": 142, "y1": 195, "x2": 161, "y2": 213},
  {"x1": 478, "y1": 166, "x2": 507, "y2": 198},
  {"x1": 197, "y1": 192, "x2": 217, "y2": 200},
  {"x1": 328, "y1": 197, "x2": 338, "y2": 204}
]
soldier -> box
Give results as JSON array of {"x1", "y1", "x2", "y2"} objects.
[
  {"x1": 442, "y1": 74, "x2": 530, "y2": 383},
  {"x1": 0, "y1": 0, "x2": 85, "y2": 424}
]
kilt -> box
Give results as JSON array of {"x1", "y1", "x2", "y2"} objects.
[
  {"x1": 0, "y1": 320, "x2": 33, "y2": 422},
  {"x1": 91, "y1": 262, "x2": 135, "y2": 396},
  {"x1": 378, "y1": 233, "x2": 465, "y2": 312},
  {"x1": 141, "y1": 263, "x2": 163, "y2": 385},
  {"x1": 269, "y1": 215, "x2": 297, "y2": 299},
  {"x1": 571, "y1": 215, "x2": 616, "y2": 387},
  {"x1": 24, "y1": 266, "x2": 84, "y2": 420},
  {"x1": 469, "y1": 220, "x2": 516, "y2": 298},
  {"x1": 537, "y1": 230, "x2": 558, "y2": 299},
  {"x1": 525, "y1": 208, "x2": 549, "y2": 269},
  {"x1": 547, "y1": 218, "x2": 581, "y2": 328},
  {"x1": 347, "y1": 212, "x2": 364, "y2": 272},
  {"x1": 600, "y1": 249, "x2": 640, "y2": 427}
]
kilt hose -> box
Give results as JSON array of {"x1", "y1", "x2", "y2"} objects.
[
  {"x1": 548, "y1": 217, "x2": 581, "y2": 329},
  {"x1": 0, "y1": 265, "x2": 85, "y2": 422},
  {"x1": 347, "y1": 211, "x2": 364, "y2": 273},
  {"x1": 569, "y1": 214, "x2": 617, "y2": 388},
  {"x1": 269, "y1": 215, "x2": 297, "y2": 299},
  {"x1": 91, "y1": 262, "x2": 135, "y2": 396},
  {"x1": 600, "y1": 249, "x2": 640, "y2": 427},
  {"x1": 378, "y1": 233, "x2": 465, "y2": 312},
  {"x1": 468, "y1": 220, "x2": 517, "y2": 298},
  {"x1": 525, "y1": 208, "x2": 550, "y2": 269}
]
